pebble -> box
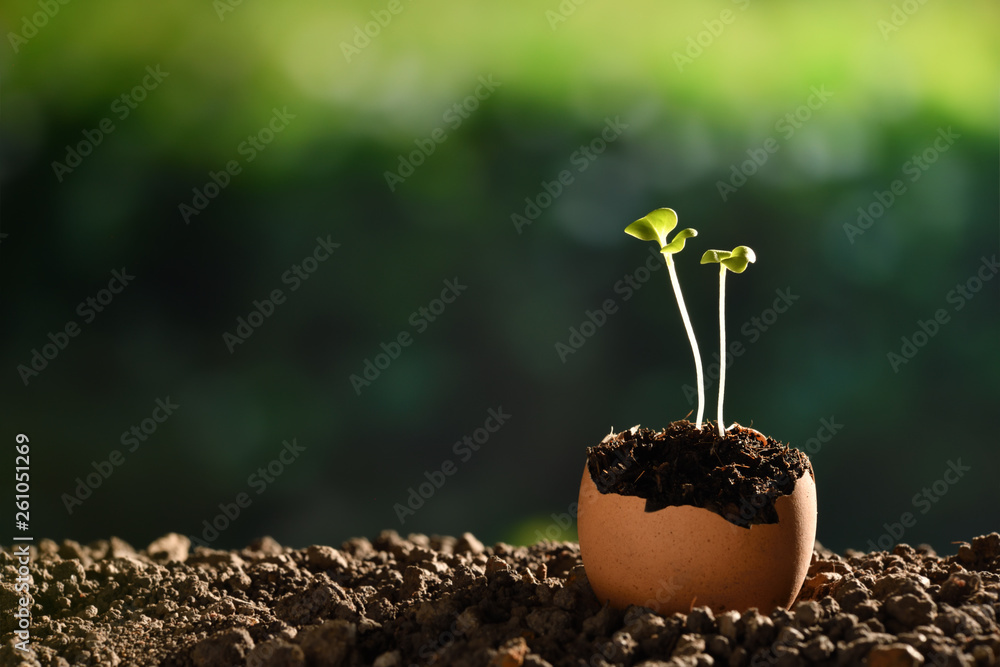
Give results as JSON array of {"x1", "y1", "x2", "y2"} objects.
[
  {"x1": 191, "y1": 629, "x2": 255, "y2": 667},
  {"x1": 146, "y1": 533, "x2": 190, "y2": 562},
  {"x1": 672, "y1": 634, "x2": 706, "y2": 657},
  {"x1": 867, "y1": 643, "x2": 925, "y2": 667},
  {"x1": 793, "y1": 600, "x2": 822, "y2": 627},
  {"x1": 583, "y1": 605, "x2": 621, "y2": 637},
  {"x1": 801, "y1": 634, "x2": 835, "y2": 661},
  {"x1": 247, "y1": 640, "x2": 305, "y2": 667},
  {"x1": 305, "y1": 545, "x2": 350, "y2": 571},
  {"x1": 686, "y1": 607, "x2": 716, "y2": 635},
  {"x1": 716, "y1": 610, "x2": 741, "y2": 642},
  {"x1": 297, "y1": 620, "x2": 355, "y2": 666},
  {"x1": 485, "y1": 556, "x2": 511, "y2": 578},
  {"x1": 456, "y1": 532, "x2": 486, "y2": 555},
  {"x1": 885, "y1": 594, "x2": 937, "y2": 627},
  {"x1": 491, "y1": 636, "x2": 529, "y2": 667}
]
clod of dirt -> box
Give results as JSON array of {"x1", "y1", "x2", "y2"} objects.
[
  {"x1": 2, "y1": 531, "x2": 999, "y2": 666},
  {"x1": 586, "y1": 420, "x2": 813, "y2": 527}
]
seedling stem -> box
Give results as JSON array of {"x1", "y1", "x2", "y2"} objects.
[
  {"x1": 665, "y1": 254, "x2": 706, "y2": 429},
  {"x1": 624, "y1": 208, "x2": 705, "y2": 429},
  {"x1": 701, "y1": 246, "x2": 756, "y2": 437},
  {"x1": 716, "y1": 265, "x2": 728, "y2": 436}
]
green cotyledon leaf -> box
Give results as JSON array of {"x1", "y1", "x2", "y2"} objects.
[
  {"x1": 700, "y1": 245, "x2": 756, "y2": 273},
  {"x1": 624, "y1": 207, "x2": 679, "y2": 247},
  {"x1": 660, "y1": 228, "x2": 698, "y2": 255}
]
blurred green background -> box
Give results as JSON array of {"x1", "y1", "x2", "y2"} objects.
[{"x1": 2, "y1": 0, "x2": 997, "y2": 555}]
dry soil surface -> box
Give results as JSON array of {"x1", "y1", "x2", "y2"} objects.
[{"x1": 2, "y1": 532, "x2": 999, "y2": 667}]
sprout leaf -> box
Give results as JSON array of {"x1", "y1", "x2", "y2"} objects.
[
  {"x1": 700, "y1": 246, "x2": 756, "y2": 273},
  {"x1": 661, "y1": 228, "x2": 698, "y2": 255},
  {"x1": 625, "y1": 208, "x2": 678, "y2": 247},
  {"x1": 699, "y1": 249, "x2": 728, "y2": 264}
]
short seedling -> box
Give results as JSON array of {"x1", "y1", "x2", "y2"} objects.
[
  {"x1": 701, "y1": 246, "x2": 756, "y2": 437},
  {"x1": 624, "y1": 208, "x2": 706, "y2": 429}
]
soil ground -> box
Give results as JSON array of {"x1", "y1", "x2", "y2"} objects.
[{"x1": 2, "y1": 531, "x2": 999, "y2": 666}]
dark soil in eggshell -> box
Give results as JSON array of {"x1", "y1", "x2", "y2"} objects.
[{"x1": 586, "y1": 420, "x2": 813, "y2": 528}]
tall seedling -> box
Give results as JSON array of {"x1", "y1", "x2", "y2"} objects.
[{"x1": 625, "y1": 208, "x2": 706, "y2": 429}]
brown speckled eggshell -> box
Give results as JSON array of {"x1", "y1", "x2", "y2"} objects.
[{"x1": 577, "y1": 465, "x2": 817, "y2": 614}]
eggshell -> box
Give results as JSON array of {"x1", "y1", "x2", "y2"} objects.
[{"x1": 578, "y1": 464, "x2": 817, "y2": 614}]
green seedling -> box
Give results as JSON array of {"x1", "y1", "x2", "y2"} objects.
[
  {"x1": 700, "y1": 246, "x2": 756, "y2": 437},
  {"x1": 624, "y1": 208, "x2": 706, "y2": 429}
]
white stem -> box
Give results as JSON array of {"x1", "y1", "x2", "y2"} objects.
[
  {"x1": 665, "y1": 255, "x2": 705, "y2": 429},
  {"x1": 717, "y1": 267, "x2": 727, "y2": 437}
]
